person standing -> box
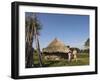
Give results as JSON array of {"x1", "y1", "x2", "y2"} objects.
[
  {"x1": 68, "y1": 50, "x2": 72, "y2": 62},
  {"x1": 73, "y1": 49, "x2": 78, "y2": 62}
]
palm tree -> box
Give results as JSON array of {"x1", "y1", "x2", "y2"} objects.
[{"x1": 25, "y1": 13, "x2": 42, "y2": 68}]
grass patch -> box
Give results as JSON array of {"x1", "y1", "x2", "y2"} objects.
[{"x1": 33, "y1": 53, "x2": 89, "y2": 67}]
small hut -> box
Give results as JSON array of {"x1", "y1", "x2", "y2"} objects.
[{"x1": 42, "y1": 38, "x2": 69, "y2": 61}]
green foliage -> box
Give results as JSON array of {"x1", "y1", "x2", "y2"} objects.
[{"x1": 84, "y1": 38, "x2": 89, "y2": 47}]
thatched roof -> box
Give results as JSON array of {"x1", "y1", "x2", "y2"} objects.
[{"x1": 42, "y1": 38, "x2": 69, "y2": 53}]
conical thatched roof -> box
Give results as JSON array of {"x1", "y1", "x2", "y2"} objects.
[{"x1": 42, "y1": 38, "x2": 69, "y2": 53}]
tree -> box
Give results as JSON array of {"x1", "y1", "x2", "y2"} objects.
[
  {"x1": 70, "y1": 47, "x2": 80, "y2": 53},
  {"x1": 84, "y1": 38, "x2": 89, "y2": 47},
  {"x1": 25, "y1": 13, "x2": 42, "y2": 68},
  {"x1": 84, "y1": 38, "x2": 89, "y2": 53}
]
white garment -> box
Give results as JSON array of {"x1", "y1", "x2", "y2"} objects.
[{"x1": 68, "y1": 52, "x2": 71, "y2": 61}]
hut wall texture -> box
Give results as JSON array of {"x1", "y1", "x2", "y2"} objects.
[{"x1": 43, "y1": 52, "x2": 68, "y2": 61}]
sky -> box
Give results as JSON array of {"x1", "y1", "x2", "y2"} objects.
[{"x1": 26, "y1": 12, "x2": 89, "y2": 50}]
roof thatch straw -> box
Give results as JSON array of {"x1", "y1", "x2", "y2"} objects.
[{"x1": 42, "y1": 38, "x2": 69, "y2": 53}]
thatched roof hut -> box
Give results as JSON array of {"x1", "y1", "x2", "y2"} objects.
[
  {"x1": 42, "y1": 38, "x2": 70, "y2": 60},
  {"x1": 43, "y1": 38, "x2": 69, "y2": 53}
]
